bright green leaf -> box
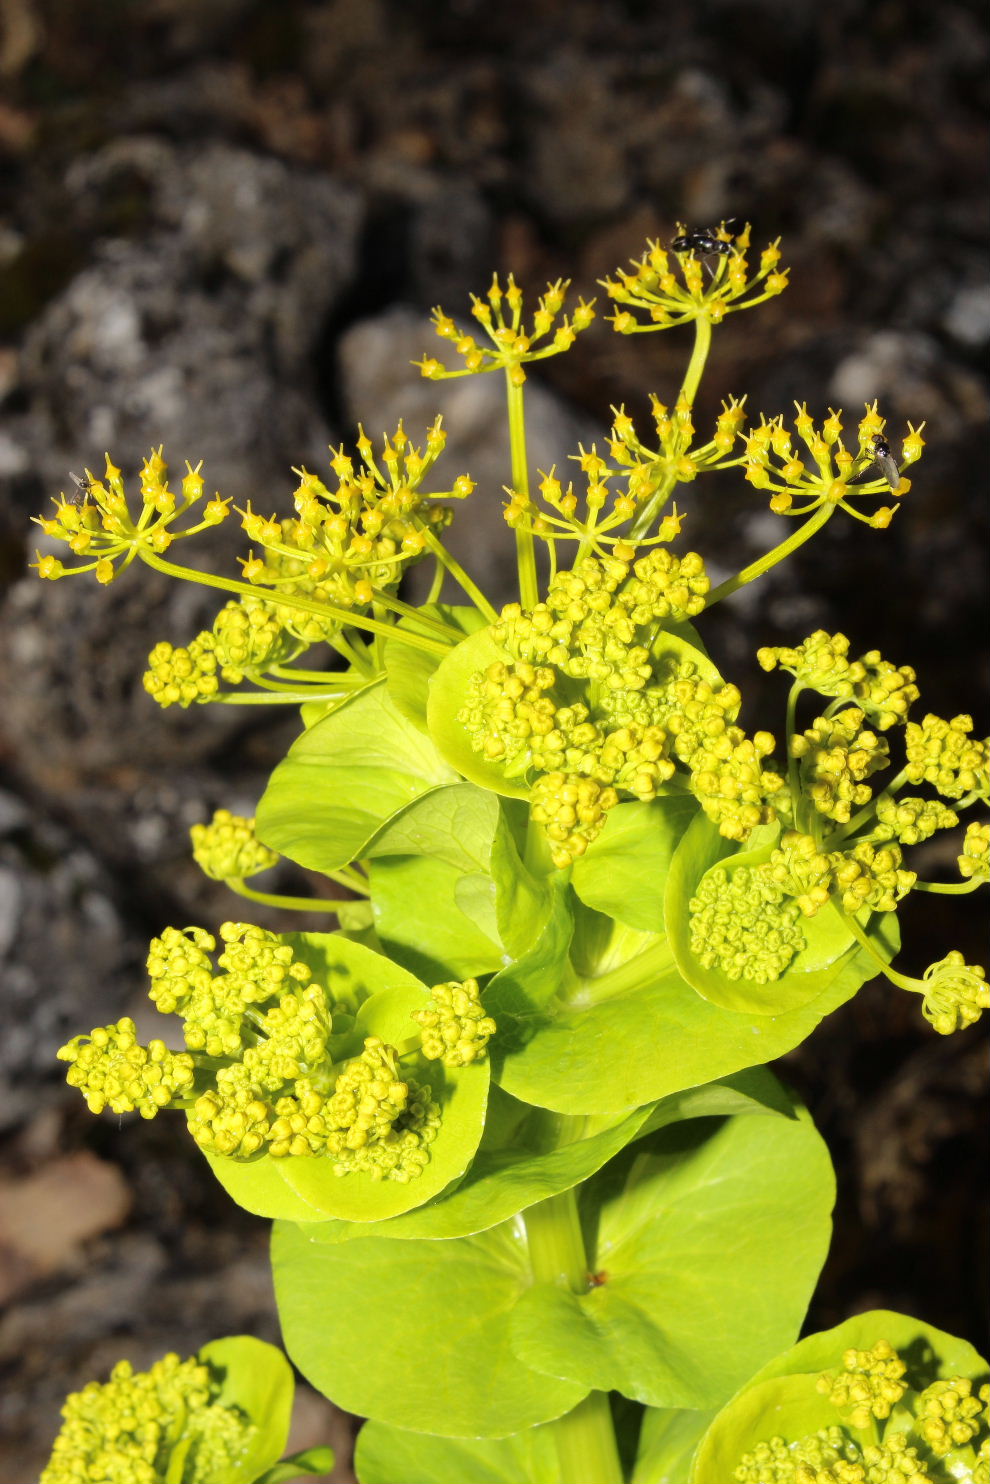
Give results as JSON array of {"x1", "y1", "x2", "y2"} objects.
[
  {"x1": 305, "y1": 1085, "x2": 656, "y2": 1243},
  {"x1": 370, "y1": 854, "x2": 506, "y2": 980},
  {"x1": 665, "y1": 814, "x2": 856, "y2": 1015},
  {"x1": 631, "y1": 1406, "x2": 715, "y2": 1484},
  {"x1": 198, "y1": 1336, "x2": 294, "y2": 1484},
  {"x1": 489, "y1": 889, "x2": 892, "y2": 1113},
  {"x1": 354, "y1": 1417, "x2": 559, "y2": 1484},
  {"x1": 272, "y1": 1219, "x2": 587, "y2": 1437},
  {"x1": 255, "y1": 680, "x2": 458, "y2": 874},
  {"x1": 385, "y1": 605, "x2": 488, "y2": 733},
  {"x1": 364, "y1": 782, "x2": 501, "y2": 873},
  {"x1": 571, "y1": 797, "x2": 699, "y2": 933},
  {"x1": 510, "y1": 1109, "x2": 835, "y2": 1409}
]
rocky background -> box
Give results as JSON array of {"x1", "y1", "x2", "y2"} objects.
[{"x1": 0, "y1": 1, "x2": 987, "y2": 1478}]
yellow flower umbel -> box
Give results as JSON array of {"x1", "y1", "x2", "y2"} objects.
[
  {"x1": 33, "y1": 449, "x2": 230, "y2": 584},
  {"x1": 241, "y1": 419, "x2": 457, "y2": 626},
  {"x1": 742, "y1": 402, "x2": 924, "y2": 529},
  {"x1": 416, "y1": 274, "x2": 595, "y2": 387},
  {"x1": 601, "y1": 222, "x2": 787, "y2": 332}
]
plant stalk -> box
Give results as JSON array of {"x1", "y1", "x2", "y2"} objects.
[{"x1": 523, "y1": 1188, "x2": 624, "y2": 1484}]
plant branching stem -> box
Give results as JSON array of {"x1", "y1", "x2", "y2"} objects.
[
  {"x1": 141, "y1": 551, "x2": 452, "y2": 656},
  {"x1": 705, "y1": 502, "x2": 833, "y2": 607},
  {"x1": 523, "y1": 1187, "x2": 624, "y2": 1484}
]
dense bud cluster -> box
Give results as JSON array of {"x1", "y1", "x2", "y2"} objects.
[
  {"x1": 412, "y1": 979, "x2": 497, "y2": 1066},
  {"x1": 735, "y1": 1337, "x2": 989, "y2": 1483},
  {"x1": 758, "y1": 631, "x2": 919, "y2": 729},
  {"x1": 57, "y1": 1017, "x2": 195, "y2": 1118},
  {"x1": 903, "y1": 713, "x2": 990, "y2": 800},
  {"x1": 762, "y1": 832, "x2": 833, "y2": 917},
  {"x1": 689, "y1": 865, "x2": 805, "y2": 981},
  {"x1": 829, "y1": 841, "x2": 916, "y2": 915},
  {"x1": 872, "y1": 796, "x2": 958, "y2": 846},
  {"x1": 190, "y1": 809, "x2": 279, "y2": 882},
  {"x1": 64, "y1": 921, "x2": 445, "y2": 1179},
  {"x1": 815, "y1": 1341, "x2": 908, "y2": 1429},
  {"x1": 790, "y1": 709, "x2": 889, "y2": 824},
  {"x1": 143, "y1": 632, "x2": 220, "y2": 708},
  {"x1": 461, "y1": 555, "x2": 791, "y2": 862},
  {"x1": 915, "y1": 1377, "x2": 987, "y2": 1456},
  {"x1": 211, "y1": 596, "x2": 298, "y2": 679},
  {"x1": 40, "y1": 1352, "x2": 256, "y2": 1484},
  {"x1": 958, "y1": 820, "x2": 990, "y2": 880},
  {"x1": 919, "y1": 953, "x2": 989, "y2": 1035}
]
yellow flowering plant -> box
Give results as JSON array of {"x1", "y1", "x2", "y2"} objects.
[{"x1": 36, "y1": 225, "x2": 987, "y2": 1483}]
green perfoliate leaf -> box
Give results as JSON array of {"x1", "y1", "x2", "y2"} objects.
[
  {"x1": 202, "y1": 935, "x2": 488, "y2": 1224},
  {"x1": 369, "y1": 854, "x2": 506, "y2": 979},
  {"x1": 385, "y1": 604, "x2": 488, "y2": 733},
  {"x1": 197, "y1": 1336, "x2": 294, "y2": 1484},
  {"x1": 690, "y1": 1310, "x2": 989, "y2": 1482},
  {"x1": 272, "y1": 1219, "x2": 587, "y2": 1437},
  {"x1": 426, "y1": 625, "x2": 532, "y2": 798},
  {"x1": 364, "y1": 781, "x2": 501, "y2": 873},
  {"x1": 571, "y1": 796, "x2": 699, "y2": 932},
  {"x1": 355, "y1": 1417, "x2": 559, "y2": 1484},
  {"x1": 665, "y1": 813, "x2": 857, "y2": 1014},
  {"x1": 255, "y1": 680, "x2": 458, "y2": 873},
  {"x1": 304, "y1": 1085, "x2": 656, "y2": 1243},
  {"x1": 279, "y1": 984, "x2": 490, "y2": 1222},
  {"x1": 631, "y1": 1406, "x2": 715, "y2": 1484},
  {"x1": 488, "y1": 883, "x2": 893, "y2": 1113},
  {"x1": 509, "y1": 1109, "x2": 835, "y2": 1411},
  {"x1": 489, "y1": 803, "x2": 553, "y2": 958}
]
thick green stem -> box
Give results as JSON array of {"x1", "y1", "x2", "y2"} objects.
[
  {"x1": 141, "y1": 551, "x2": 452, "y2": 656},
  {"x1": 506, "y1": 370, "x2": 539, "y2": 608},
  {"x1": 705, "y1": 502, "x2": 834, "y2": 607},
  {"x1": 523, "y1": 1188, "x2": 624, "y2": 1484},
  {"x1": 913, "y1": 878, "x2": 983, "y2": 895},
  {"x1": 677, "y1": 312, "x2": 712, "y2": 407}
]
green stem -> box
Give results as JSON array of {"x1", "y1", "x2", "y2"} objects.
[
  {"x1": 841, "y1": 908, "x2": 916, "y2": 993},
  {"x1": 626, "y1": 317, "x2": 713, "y2": 544},
  {"x1": 506, "y1": 369, "x2": 539, "y2": 608},
  {"x1": 225, "y1": 879, "x2": 346, "y2": 913},
  {"x1": 267, "y1": 664, "x2": 363, "y2": 684},
  {"x1": 141, "y1": 551, "x2": 452, "y2": 656},
  {"x1": 705, "y1": 502, "x2": 834, "y2": 607},
  {"x1": 416, "y1": 523, "x2": 500, "y2": 622},
  {"x1": 523, "y1": 1188, "x2": 624, "y2": 1484},
  {"x1": 210, "y1": 689, "x2": 349, "y2": 706},
  {"x1": 677, "y1": 311, "x2": 712, "y2": 407},
  {"x1": 785, "y1": 680, "x2": 805, "y2": 830},
  {"x1": 913, "y1": 878, "x2": 984, "y2": 895},
  {"x1": 367, "y1": 587, "x2": 461, "y2": 640}
]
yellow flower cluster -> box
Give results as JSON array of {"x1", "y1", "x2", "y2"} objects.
[{"x1": 417, "y1": 274, "x2": 595, "y2": 385}]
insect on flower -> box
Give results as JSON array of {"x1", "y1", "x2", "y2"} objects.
[
  {"x1": 670, "y1": 219, "x2": 740, "y2": 260},
  {"x1": 867, "y1": 434, "x2": 901, "y2": 494},
  {"x1": 66, "y1": 471, "x2": 96, "y2": 505}
]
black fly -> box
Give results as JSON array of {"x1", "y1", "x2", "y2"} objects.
[
  {"x1": 670, "y1": 219, "x2": 740, "y2": 260},
  {"x1": 856, "y1": 435, "x2": 900, "y2": 494},
  {"x1": 66, "y1": 471, "x2": 96, "y2": 505}
]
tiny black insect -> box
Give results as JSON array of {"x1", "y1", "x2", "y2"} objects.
[
  {"x1": 66, "y1": 471, "x2": 96, "y2": 505},
  {"x1": 670, "y1": 219, "x2": 740, "y2": 259},
  {"x1": 867, "y1": 435, "x2": 900, "y2": 494}
]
